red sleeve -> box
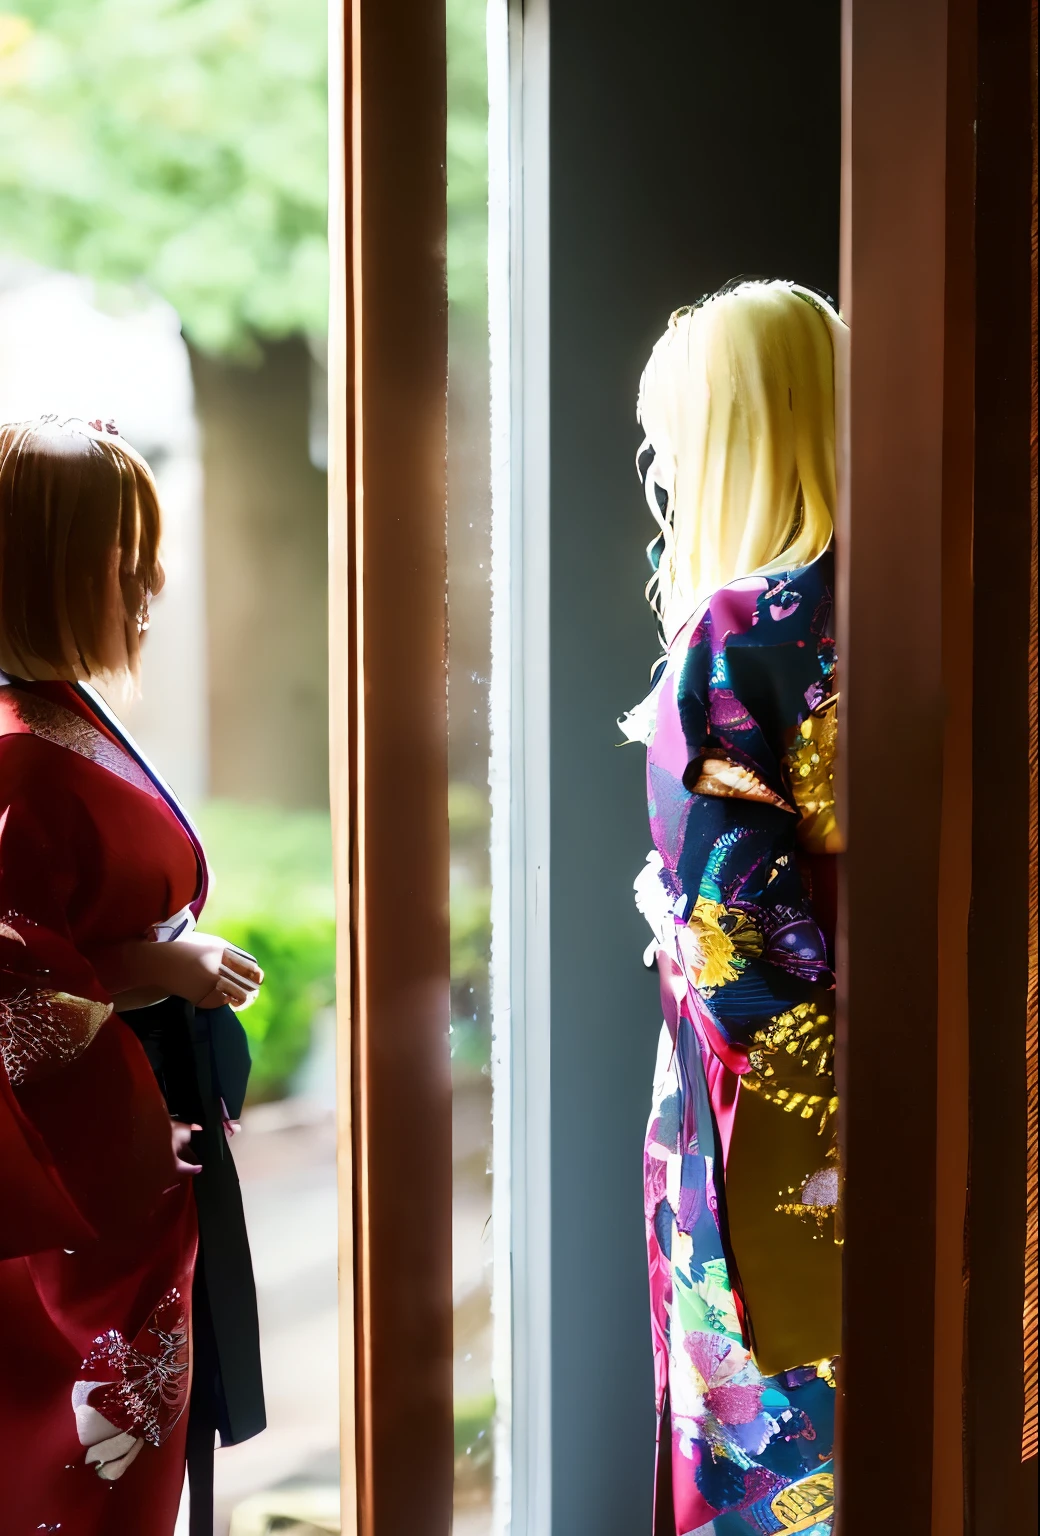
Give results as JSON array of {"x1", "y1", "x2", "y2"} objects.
[{"x1": 0, "y1": 736, "x2": 178, "y2": 1257}]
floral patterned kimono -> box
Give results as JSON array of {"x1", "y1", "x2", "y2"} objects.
[
  {"x1": 0, "y1": 676, "x2": 262, "y2": 1535},
  {"x1": 635, "y1": 549, "x2": 841, "y2": 1536}
]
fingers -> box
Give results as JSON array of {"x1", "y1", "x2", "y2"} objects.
[
  {"x1": 87, "y1": 1432, "x2": 143, "y2": 1480},
  {"x1": 197, "y1": 986, "x2": 230, "y2": 1011},
  {"x1": 171, "y1": 1121, "x2": 203, "y2": 1175},
  {"x1": 222, "y1": 947, "x2": 264, "y2": 985},
  {"x1": 219, "y1": 962, "x2": 255, "y2": 991},
  {"x1": 215, "y1": 977, "x2": 251, "y2": 1008},
  {"x1": 86, "y1": 1430, "x2": 137, "y2": 1466},
  {"x1": 215, "y1": 963, "x2": 260, "y2": 1010},
  {"x1": 74, "y1": 1399, "x2": 122, "y2": 1448},
  {"x1": 220, "y1": 1096, "x2": 242, "y2": 1139}
]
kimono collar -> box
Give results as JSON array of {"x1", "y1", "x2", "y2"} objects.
[{"x1": 72, "y1": 682, "x2": 210, "y2": 919}]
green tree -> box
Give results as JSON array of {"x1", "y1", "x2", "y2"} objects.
[
  {"x1": 0, "y1": 0, "x2": 488, "y2": 355},
  {"x1": 446, "y1": 0, "x2": 488, "y2": 324},
  {"x1": 0, "y1": 0, "x2": 327, "y2": 355}
]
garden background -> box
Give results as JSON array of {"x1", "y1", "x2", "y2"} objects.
[{"x1": 0, "y1": 2, "x2": 494, "y2": 1527}]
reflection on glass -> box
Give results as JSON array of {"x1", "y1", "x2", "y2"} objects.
[{"x1": 447, "y1": 0, "x2": 495, "y2": 1530}]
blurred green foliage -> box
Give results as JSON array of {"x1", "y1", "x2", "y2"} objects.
[
  {"x1": 197, "y1": 799, "x2": 335, "y2": 928},
  {"x1": 196, "y1": 800, "x2": 336, "y2": 1100},
  {"x1": 454, "y1": 1390, "x2": 494, "y2": 1492},
  {"x1": 446, "y1": 0, "x2": 488, "y2": 323},
  {"x1": 195, "y1": 794, "x2": 493, "y2": 1096},
  {"x1": 0, "y1": 0, "x2": 488, "y2": 354},
  {"x1": 450, "y1": 878, "x2": 491, "y2": 1002},
  {"x1": 218, "y1": 914, "x2": 336, "y2": 1101},
  {"x1": 447, "y1": 781, "x2": 491, "y2": 1072},
  {"x1": 0, "y1": 0, "x2": 327, "y2": 356}
]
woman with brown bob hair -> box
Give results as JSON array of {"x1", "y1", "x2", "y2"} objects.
[{"x1": 0, "y1": 417, "x2": 265, "y2": 1534}]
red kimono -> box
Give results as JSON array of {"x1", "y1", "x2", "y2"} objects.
[{"x1": 0, "y1": 678, "x2": 203, "y2": 1532}]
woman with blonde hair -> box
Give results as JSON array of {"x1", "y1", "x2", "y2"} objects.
[
  {"x1": 0, "y1": 417, "x2": 264, "y2": 1533},
  {"x1": 631, "y1": 281, "x2": 844, "y2": 1534}
]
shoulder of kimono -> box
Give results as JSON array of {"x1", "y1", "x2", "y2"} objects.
[
  {"x1": 0, "y1": 683, "x2": 67, "y2": 737},
  {"x1": 0, "y1": 737, "x2": 86, "y2": 801},
  {"x1": 0, "y1": 712, "x2": 98, "y2": 806},
  {"x1": 774, "y1": 549, "x2": 834, "y2": 601},
  {"x1": 0, "y1": 684, "x2": 158, "y2": 801},
  {"x1": 742, "y1": 561, "x2": 833, "y2": 637}
]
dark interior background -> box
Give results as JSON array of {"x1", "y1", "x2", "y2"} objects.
[{"x1": 547, "y1": 3, "x2": 841, "y2": 1527}]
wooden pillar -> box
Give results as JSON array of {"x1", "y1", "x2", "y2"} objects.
[
  {"x1": 965, "y1": 0, "x2": 1038, "y2": 1527},
  {"x1": 329, "y1": 3, "x2": 453, "y2": 1533},
  {"x1": 838, "y1": 1, "x2": 975, "y2": 1529}
]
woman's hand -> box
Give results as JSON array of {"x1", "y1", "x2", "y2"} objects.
[
  {"x1": 96, "y1": 932, "x2": 264, "y2": 1011},
  {"x1": 171, "y1": 1120, "x2": 203, "y2": 1175},
  {"x1": 164, "y1": 931, "x2": 264, "y2": 1010},
  {"x1": 72, "y1": 1385, "x2": 143, "y2": 1481}
]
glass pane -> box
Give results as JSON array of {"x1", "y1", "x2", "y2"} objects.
[{"x1": 446, "y1": 1, "x2": 497, "y2": 1530}]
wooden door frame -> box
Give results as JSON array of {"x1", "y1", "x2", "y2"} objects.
[
  {"x1": 838, "y1": 1, "x2": 975, "y2": 1529},
  {"x1": 964, "y1": 0, "x2": 1037, "y2": 1527},
  {"x1": 329, "y1": 3, "x2": 453, "y2": 1533},
  {"x1": 840, "y1": 1, "x2": 1037, "y2": 1531}
]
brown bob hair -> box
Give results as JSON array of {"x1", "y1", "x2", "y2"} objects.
[{"x1": 0, "y1": 416, "x2": 164, "y2": 688}]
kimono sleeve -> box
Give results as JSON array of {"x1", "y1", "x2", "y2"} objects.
[
  {"x1": 0, "y1": 735, "x2": 177, "y2": 1256},
  {"x1": 673, "y1": 623, "x2": 711, "y2": 783},
  {"x1": 676, "y1": 622, "x2": 790, "y2": 810}
]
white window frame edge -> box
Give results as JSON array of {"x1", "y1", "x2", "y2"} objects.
[{"x1": 488, "y1": 1, "x2": 551, "y2": 1533}]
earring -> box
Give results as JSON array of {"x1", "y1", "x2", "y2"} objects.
[{"x1": 139, "y1": 592, "x2": 151, "y2": 634}]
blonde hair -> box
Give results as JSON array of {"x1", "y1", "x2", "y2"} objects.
[
  {"x1": 637, "y1": 280, "x2": 845, "y2": 639},
  {"x1": 0, "y1": 416, "x2": 163, "y2": 688}
]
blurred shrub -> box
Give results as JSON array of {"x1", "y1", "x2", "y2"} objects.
[
  {"x1": 447, "y1": 782, "x2": 491, "y2": 1072},
  {"x1": 197, "y1": 800, "x2": 335, "y2": 926},
  {"x1": 450, "y1": 877, "x2": 491, "y2": 999},
  {"x1": 196, "y1": 800, "x2": 335, "y2": 1101},
  {"x1": 195, "y1": 793, "x2": 497, "y2": 1096},
  {"x1": 220, "y1": 915, "x2": 335, "y2": 1102},
  {"x1": 454, "y1": 1392, "x2": 495, "y2": 1498}
]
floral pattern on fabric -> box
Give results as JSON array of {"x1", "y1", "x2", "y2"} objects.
[
  {"x1": 645, "y1": 1016, "x2": 836, "y2": 1534},
  {"x1": 638, "y1": 552, "x2": 840, "y2": 1534},
  {"x1": 0, "y1": 907, "x2": 112, "y2": 1084},
  {"x1": 0, "y1": 986, "x2": 111, "y2": 1085},
  {"x1": 80, "y1": 1288, "x2": 190, "y2": 1448}
]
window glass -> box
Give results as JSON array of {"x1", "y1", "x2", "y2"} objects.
[{"x1": 446, "y1": 1, "x2": 497, "y2": 1529}]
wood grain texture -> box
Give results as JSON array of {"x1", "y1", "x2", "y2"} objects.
[
  {"x1": 966, "y1": 0, "x2": 1036, "y2": 1525},
  {"x1": 329, "y1": 4, "x2": 453, "y2": 1532},
  {"x1": 838, "y1": 2, "x2": 967, "y2": 1529},
  {"x1": 1024, "y1": 0, "x2": 1038, "y2": 1467}
]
